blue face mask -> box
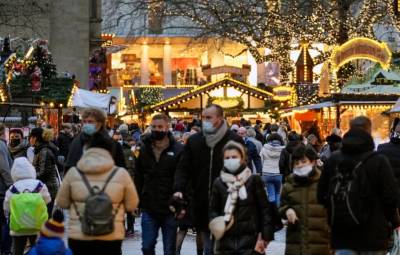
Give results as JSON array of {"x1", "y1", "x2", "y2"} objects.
[
  {"x1": 82, "y1": 123, "x2": 97, "y2": 136},
  {"x1": 202, "y1": 121, "x2": 216, "y2": 134}
]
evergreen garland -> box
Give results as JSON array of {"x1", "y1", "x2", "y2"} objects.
[{"x1": 137, "y1": 88, "x2": 163, "y2": 107}]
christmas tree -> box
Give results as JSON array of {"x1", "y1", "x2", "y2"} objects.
[{"x1": 27, "y1": 44, "x2": 57, "y2": 79}]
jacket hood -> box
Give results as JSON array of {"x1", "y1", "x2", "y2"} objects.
[
  {"x1": 341, "y1": 128, "x2": 374, "y2": 155},
  {"x1": 76, "y1": 148, "x2": 115, "y2": 174},
  {"x1": 35, "y1": 237, "x2": 68, "y2": 255},
  {"x1": 8, "y1": 139, "x2": 29, "y2": 153},
  {"x1": 262, "y1": 143, "x2": 284, "y2": 158},
  {"x1": 11, "y1": 157, "x2": 36, "y2": 182}
]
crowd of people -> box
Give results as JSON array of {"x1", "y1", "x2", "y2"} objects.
[{"x1": 0, "y1": 105, "x2": 399, "y2": 255}]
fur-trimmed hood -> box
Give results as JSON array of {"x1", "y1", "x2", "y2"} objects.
[{"x1": 76, "y1": 148, "x2": 115, "y2": 174}]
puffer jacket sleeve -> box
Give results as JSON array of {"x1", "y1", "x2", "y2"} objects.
[
  {"x1": 254, "y1": 175, "x2": 274, "y2": 241},
  {"x1": 121, "y1": 169, "x2": 139, "y2": 213},
  {"x1": 279, "y1": 182, "x2": 291, "y2": 219},
  {"x1": 40, "y1": 183, "x2": 52, "y2": 205},
  {"x1": 55, "y1": 168, "x2": 73, "y2": 209},
  {"x1": 174, "y1": 141, "x2": 193, "y2": 193},
  {"x1": 209, "y1": 178, "x2": 222, "y2": 221}
]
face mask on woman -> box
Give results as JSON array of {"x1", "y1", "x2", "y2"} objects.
[
  {"x1": 293, "y1": 164, "x2": 313, "y2": 177},
  {"x1": 224, "y1": 158, "x2": 242, "y2": 173}
]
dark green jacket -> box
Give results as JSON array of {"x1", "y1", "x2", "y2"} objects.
[{"x1": 279, "y1": 169, "x2": 330, "y2": 255}]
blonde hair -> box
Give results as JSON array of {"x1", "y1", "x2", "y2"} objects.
[
  {"x1": 42, "y1": 128, "x2": 55, "y2": 142},
  {"x1": 223, "y1": 141, "x2": 247, "y2": 162}
]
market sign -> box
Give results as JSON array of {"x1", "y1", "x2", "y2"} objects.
[
  {"x1": 202, "y1": 64, "x2": 251, "y2": 76},
  {"x1": 331, "y1": 37, "x2": 392, "y2": 71},
  {"x1": 273, "y1": 86, "x2": 293, "y2": 101}
]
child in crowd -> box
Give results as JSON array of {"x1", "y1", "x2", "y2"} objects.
[
  {"x1": 4, "y1": 157, "x2": 51, "y2": 255},
  {"x1": 279, "y1": 145, "x2": 330, "y2": 255},
  {"x1": 28, "y1": 209, "x2": 72, "y2": 255},
  {"x1": 209, "y1": 141, "x2": 274, "y2": 254}
]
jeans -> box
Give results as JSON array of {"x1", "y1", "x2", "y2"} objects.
[
  {"x1": 141, "y1": 211, "x2": 177, "y2": 255},
  {"x1": 262, "y1": 174, "x2": 282, "y2": 207},
  {"x1": 12, "y1": 235, "x2": 37, "y2": 255},
  {"x1": 68, "y1": 239, "x2": 122, "y2": 255},
  {"x1": 201, "y1": 231, "x2": 213, "y2": 255},
  {"x1": 335, "y1": 250, "x2": 386, "y2": 255}
]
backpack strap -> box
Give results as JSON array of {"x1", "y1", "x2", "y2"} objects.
[
  {"x1": 75, "y1": 168, "x2": 95, "y2": 196},
  {"x1": 32, "y1": 182, "x2": 44, "y2": 193},
  {"x1": 10, "y1": 185, "x2": 19, "y2": 194},
  {"x1": 100, "y1": 167, "x2": 120, "y2": 193}
]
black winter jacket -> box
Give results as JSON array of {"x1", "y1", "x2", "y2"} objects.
[
  {"x1": 135, "y1": 134, "x2": 183, "y2": 216},
  {"x1": 174, "y1": 129, "x2": 243, "y2": 231},
  {"x1": 377, "y1": 141, "x2": 400, "y2": 187},
  {"x1": 33, "y1": 142, "x2": 59, "y2": 200},
  {"x1": 209, "y1": 173, "x2": 275, "y2": 255},
  {"x1": 64, "y1": 130, "x2": 126, "y2": 173},
  {"x1": 317, "y1": 129, "x2": 400, "y2": 251},
  {"x1": 56, "y1": 131, "x2": 73, "y2": 158}
]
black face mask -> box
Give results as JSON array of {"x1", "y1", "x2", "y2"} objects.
[
  {"x1": 10, "y1": 139, "x2": 21, "y2": 147},
  {"x1": 151, "y1": 130, "x2": 167, "y2": 141}
]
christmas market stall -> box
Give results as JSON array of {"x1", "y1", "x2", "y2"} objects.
[
  {"x1": 146, "y1": 77, "x2": 274, "y2": 123},
  {"x1": 0, "y1": 39, "x2": 74, "y2": 132}
]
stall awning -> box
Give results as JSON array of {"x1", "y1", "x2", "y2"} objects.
[
  {"x1": 290, "y1": 101, "x2": 336, "y2": 111},
  {"x1": 70, "y1": 88, "x2": 112, "y2": 111},
  {"x1": 390, "y1": 98, "x2": 400, "y2": 113}
]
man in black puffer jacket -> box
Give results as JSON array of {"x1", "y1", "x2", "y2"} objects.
[
  {"x1": 135, "y1": 114, "x2": 183, "y2": 255},
  {"x1": 378, "y1": 117, "x2": 400, "y2": 187},
  {"x1": 173, "y1": 105, "x2": 243, "y2": 255},
  {"x1": 279, "y1": 131, "x2": 302, "y2": 181},
  {"x1": 317, "y1": 117, "x2": 400, "y2": 253}
]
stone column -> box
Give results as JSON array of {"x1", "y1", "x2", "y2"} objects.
[
  {"x1": 140, "y1": 43, "x2": 150, "y2": 85},
  {"x1": 50, "y1": 0, "x2": 90, "y2": 88},
  {"x1": 163, "y1": 43, "x2": 172, "y2": 85}
]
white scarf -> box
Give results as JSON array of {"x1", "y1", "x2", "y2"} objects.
[{"x1": 220, "y1": 168, "x2": 252, "y2": 223}]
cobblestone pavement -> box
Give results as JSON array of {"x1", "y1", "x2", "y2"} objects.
[{"x1": 122, "y1": 218, "x2": 286, "y2": 255}]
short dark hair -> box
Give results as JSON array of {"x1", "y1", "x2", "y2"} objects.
[
  {"x1": 292, "y1": 144, "x2": 318, "y2": 163},
  {"x1": 82, "y1": 108, "x2": 106, "y2": 127},
  {"x1": 270, "y1": 124, "x2": 279, "y2": 132},
  {"x1": 152, "y1": 113, "x2": 170, "y2": 123},
  {"x1": 205, "y1": 104, "x2": 224, "y2": 117},
  {"x1": 266, "y1": 133, "x2": 284, "y2": 145},
  {"x1": 350, "y1": 116, "x2": 372, "y2": 132},
  {"x1": 9, "y1": 128, "x2": 23, "y2": 137}
]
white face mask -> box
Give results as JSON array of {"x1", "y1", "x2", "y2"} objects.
[
  {"x1": 224, "y1": 158, "x2": 241, "y2": 173},
  {"x1": 293, "y1": 164, "x2": 313, "y2": 177},
  {"x1": 202, "y1": 121, "x2": 217, "y2": 134}
]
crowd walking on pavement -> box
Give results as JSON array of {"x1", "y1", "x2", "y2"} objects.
[{"x1": 0, "y1": 105, "x2": 400, "y2": 255}]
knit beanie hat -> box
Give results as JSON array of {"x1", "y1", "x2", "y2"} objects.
[{"x1": 41, "y1": 209, "x2": 64, "y2": 239}]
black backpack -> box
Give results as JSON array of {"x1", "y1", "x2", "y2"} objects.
[
  {"x1": 73, "y1": 168, "x2": 121, "y2": 236},
  {"x1": 328, "y1": 152, "x2": 376, "y2": 229}
]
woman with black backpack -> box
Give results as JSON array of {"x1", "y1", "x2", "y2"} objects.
[{"x1": 56, "y1": 132, "x2": 139, "y2": 255}]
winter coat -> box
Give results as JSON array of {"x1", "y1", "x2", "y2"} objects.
[
  {"x1": 8, "y1": 140, "x2": 29, "y2": 159},
  {"x1": 64, "y1": 130, "x2": 126, "y2": 173},
  {"x1": 122, "y1": 142, "x2": 135, "y2": 181},
  {"x1": 56, "y1": 131, "x2": 73, "y2": 158},
  {"x1": 377, "y1": 141, "x2": 400, "y2": 187},
  {"x1": 260, "y1": 143, "x2": 285, "y2": 175},
  {"x1": 135, "y1": 134, "x2": 183, "y2": 216},
  {"x1": 317, "y1": 129, "x2": 400, "y2": 251},
  {"x1": 209, "y1": 171, "x2": 275, "y2": 255},
  {"x1": 32, "y1": 142, "x2": 59, "y2": 200},
  {"x1": 245, "y1": 139, "x2": 262, "y2": 174},
  {"x1": 279, "y1": 169, "x2": 330, "y2": 255},
  {"x1": 56, "y1": 148, "x2": 139, "y2": 241},
  {"x1": 0, "y1": 139, "x2": 12, "y2": 200},
  {"x1": 279, "y1": 141, "x2": 301, "y2": 181},
  {"x1": 28, "y1": 236, "x2": 73, "y2": 255},
  {"x1": 174, "y1": 129, "x2": 243, "y2": 231},
  {"x1": 4, "y1": 157, "x2": 51, "y2": 236},
  {"x1": 248, "y1": 137, "x2": 262, "y2": 154}
]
